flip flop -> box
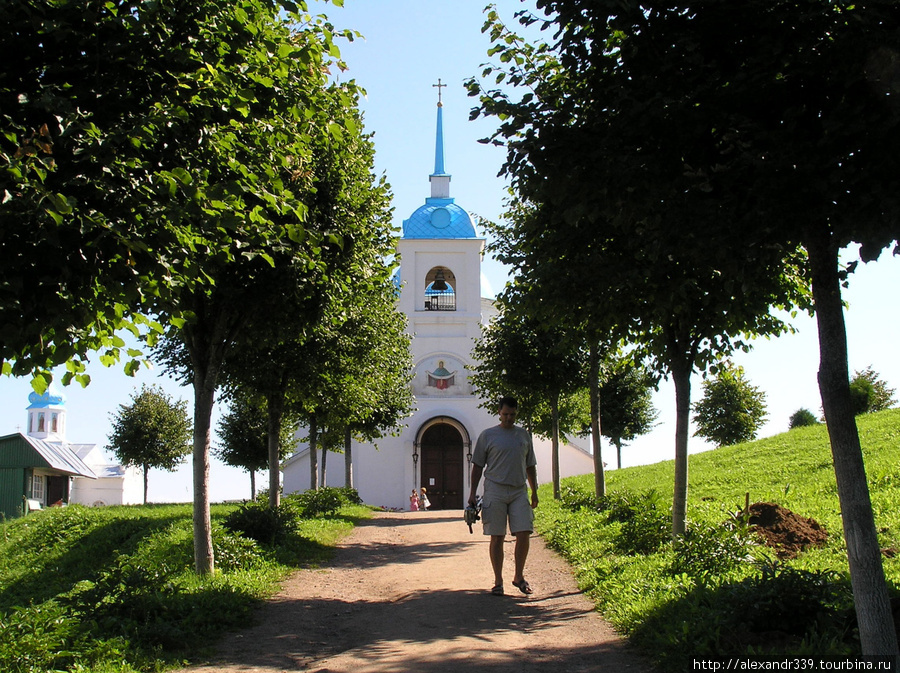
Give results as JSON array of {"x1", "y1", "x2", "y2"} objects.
[
  {"x1": 491, "y1": 585, "x2": 505, "y2": 596},
  {"x1": 512, "y1": 579, "x2": 533, "y2": 595}
]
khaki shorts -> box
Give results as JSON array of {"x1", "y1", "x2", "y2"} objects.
[{"x1": 481, "y1": 480, "x2": 534, "y2": 536}]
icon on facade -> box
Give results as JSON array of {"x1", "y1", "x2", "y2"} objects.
[{"x1": 427, "y1": 360, "x2": 456, "y2": 390}]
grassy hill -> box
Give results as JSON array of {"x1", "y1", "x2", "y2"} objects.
[
  {"x1": 535, "y1": 408, "x2": 900, "y2": 669},
  {"x1": 0, "y1": 491, "x2": 369, "y2": 673}
]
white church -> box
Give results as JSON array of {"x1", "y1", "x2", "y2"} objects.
[{"x1": 281, "y1": 94, "x2": 593, "y2": 511}]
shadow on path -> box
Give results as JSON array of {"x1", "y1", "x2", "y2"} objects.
[{"x1": 177, "y1": 510, "x2": 656, "y2": 673}]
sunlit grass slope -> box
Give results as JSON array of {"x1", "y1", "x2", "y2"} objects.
[
  {"x1": 0, "y1": 496, "x2": 370, "y2": 673},
  {"x1": 536, "y1": 408, "x2": 900, "y2": 669}
]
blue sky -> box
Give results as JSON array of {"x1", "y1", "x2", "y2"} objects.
[{"x1": 2, "y1": 0, "x2": 897, "y2": 501}]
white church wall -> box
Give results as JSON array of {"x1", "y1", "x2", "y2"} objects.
[
  {"x1": 71, "y1": 476, "x2": 126, "y2": 506},
  {"x1": 531, "y1": 436, "x2": 596, "y2": 485},
  {"x1": 283, "y1": 437, "x2": 412, "y2": 511},
  {"x1": 70, "y1": 464, "x2": 143, "y2": 506},
  {"x1": 70, "y1": 446, "x2": 144, "y2": 506},
  {"x1": 120, "y1": 465, "x2": 143, "y2": 504}
]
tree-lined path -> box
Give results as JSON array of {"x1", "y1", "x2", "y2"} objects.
[{"x1": 176, "y1": 510, "x2": 654, "y2": 672}]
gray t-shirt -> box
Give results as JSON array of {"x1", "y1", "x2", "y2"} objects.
[{"x1": 472, "y1": 425, "x2": 537, "y2": 488}]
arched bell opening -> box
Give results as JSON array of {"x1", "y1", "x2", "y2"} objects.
[{"x1": 424, "y1": 266, "x2": 456, "y2": 311}]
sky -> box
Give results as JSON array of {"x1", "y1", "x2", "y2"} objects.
[{"x1": 2, "y1": 1, "x2": 897, "y2": 502}]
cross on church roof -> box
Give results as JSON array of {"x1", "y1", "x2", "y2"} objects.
[{"x1": 433, "y1": 78, "x2": 446, "y2": 107}]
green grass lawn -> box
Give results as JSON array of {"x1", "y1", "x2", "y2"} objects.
[
  {"x1": 0, "y1": 493, "x2": 371, "y2": 673},
  {"x1": 3, "y1": 413, "x2": 898, "y2": 673},
  {"x1": 535, "y1": 408, "x2": 900, "y2": 670}
]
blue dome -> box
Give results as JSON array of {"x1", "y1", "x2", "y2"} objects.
[
  {"x1": 27, "y1": 385, "x2": 66, "y2": 409},
  {"x1": 402, "y1": 198, "x2": 476, "y2": 239}
]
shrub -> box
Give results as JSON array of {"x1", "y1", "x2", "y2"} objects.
[
  {"x1": 213, "y1": 530, "x2": 268, "y2": 572},
  {"x1": 291, "y1": 487, "x2": 347, "y2": 518},
  {"x1": 789, "y1": 408, "x2": 820, "y2": 429},
  {"x1": 338, "y1": 486, "x2": 363, "y2": 505},
  {"x1": 222, "y1": 501, "x2": 299, "y2": 546},
  {"x1": 0, "y1": 601, "x2": 80, "y2": 673},
  {"x1": 560, "y1": 485, "x2": 601, "y2": 512},
  {"x1": 722, "y1": 563, "x2": 851, "y2": 637},
  {"x1": 600, "y1": 489, "x2": 670, "y2": 555},
  {"x1": 849, "y1": 367, "x2": 897, "y2": 416},
  {"x1": 671, "y1": 514, "x2": 759, "y2": 579}
]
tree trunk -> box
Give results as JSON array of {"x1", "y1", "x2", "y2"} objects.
[
  {"x1": 589, "y1": 341, "x2": 605, "y2": 499},
  {"x1": 320, "y1": 444, "x2": 327, "y2": 488},
  {"x1": 807, "y1": 235, "x2": 898, "y2": 656},
  {"x1": 344, "y1": 426, "x2": 353, "y2": 489},
  {"x1": 191, "y1": 371, "x2": 217, "y2": 575},
  {"x1": 670, "y1": 357, "x2": 692, "y2": 537},
  {"x1": 615, "y1": 439, "x2": 623, "y2": 470},
  {"x1": 250, "y1": 470, "x2": 256, "y2": 501},
  {"x1": 309, "y1": 412, "x2": 318, "y2": 491},
  {"x1": 142, "y1": 463, "x2": 149, "y2": 505},
  {"x1": 551, "y1": 393, "x2": 561, "y2": 499},
  {"x1": 266, "y1": 391, "x2": 284, "y2": 509}
]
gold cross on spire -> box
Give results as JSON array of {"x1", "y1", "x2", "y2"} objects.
[{"x1": 433, "y1": 78, "x2": 446, "y2": 107}]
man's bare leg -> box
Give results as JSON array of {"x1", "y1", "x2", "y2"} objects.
[
  {"x1": 513, "y1": 531, "x2": 530, "y2": 584},
  {"x1": 511, "y1": 531, "x2": 533, "y2": 593},
  {"x1": 490, "y1": 534, "x2": 505, "y2": 588}
]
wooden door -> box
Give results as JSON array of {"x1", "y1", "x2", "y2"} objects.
[{"x1": 420, "y1": 424, "x2": 464, "y2": 510}]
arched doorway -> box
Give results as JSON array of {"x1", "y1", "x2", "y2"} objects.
[{"x1": 419, "y1": 422, "x2": 465, "y2": 510}]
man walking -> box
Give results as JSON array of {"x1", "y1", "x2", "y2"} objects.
[{"x1": 468, "y1": 396, "x2": 539, "y2": 596}]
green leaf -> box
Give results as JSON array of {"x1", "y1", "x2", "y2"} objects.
[{"x1": 31, "y1": 373, "x2": 49, "y2": 396}]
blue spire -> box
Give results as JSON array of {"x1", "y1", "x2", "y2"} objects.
[
  {"x1": 433, "y1": 102, "x2": 446, "y2": 176},
  {"x1": 402, "y1": 80, "x2": 475, "y2": 239}
]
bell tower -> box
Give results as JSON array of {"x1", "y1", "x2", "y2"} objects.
[
  {"x1": 394, "y1": 82, "x2": 489, "y2": 509},
  {"x1": 26, "y1": 385, "x2": 67, "y2": 442},
  {"x1": 397, "y1": 82, "x2": 485, "y2": 328}
]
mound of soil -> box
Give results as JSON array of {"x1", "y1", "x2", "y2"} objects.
[{"x1": 748, "y1": 502, "x2": 828, "y2": 559}]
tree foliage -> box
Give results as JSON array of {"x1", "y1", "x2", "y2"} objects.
[
  {"x1": 470, "y1": 0, "x2": 900, "y2": 655},
  {"x1": 4, "y1": 0, "x2": 384, "y2": 574},
  {"x1": 789, "y1": 408, "x2": 820, "y2": 430},
  {"x1": 470, "y1": 293, "x2": 588, "y2": 498},
  {"x1": 216, "y1": 392, "x2": 296, "y2": 500},
  {"x1": 107, "y1": 384, "x2": 192, "y2": 503},
  {"x1": 849, "y1": 368, "x2": 897, "y2": 416},
  {"x1": 692, "y1": 364, "x2": 768, "y2": 448},
  {"x1": 599, "y1": 362, "x2": 659, "y2": 469},
  {"x1": 469, "y1": 5, "x2": 810, "y2": 535}
]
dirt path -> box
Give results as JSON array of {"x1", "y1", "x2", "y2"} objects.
[{"x1": 176, "y1": 510, "x2": 656, "y2": 673}]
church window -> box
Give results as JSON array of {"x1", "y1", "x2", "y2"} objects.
[
  {"x1": 51, "y1": 413, "x2": 58, "y2": 433},
  {"x1": 37, "y1": 413, "x2": 45, "y2": 433},
  {"x1": 32, "y1": 473, "x2": 45, "y2": 503},
  {"x1": 424, "y1": 266, "x2": 456, "y2": 311}
]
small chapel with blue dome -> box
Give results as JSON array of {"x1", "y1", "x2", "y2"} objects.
[{"x1": 282, "y1": 88, "x2": 593, "y2": 511}]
